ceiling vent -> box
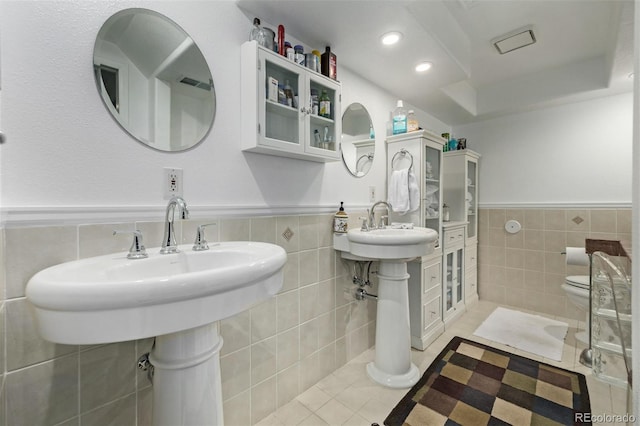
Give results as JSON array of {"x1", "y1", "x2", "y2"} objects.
[{"x1": 492, "y1": 25, "x2": 536, "y2": 54}]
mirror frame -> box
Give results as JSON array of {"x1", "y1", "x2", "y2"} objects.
[
  {"x1": 93, "y1": 8, "x2": 216, "y2": 152},
  {"x1": 341, "y1": 103, "x2": 375, "y2": 177}
]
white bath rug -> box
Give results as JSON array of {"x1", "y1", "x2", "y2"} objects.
[{"x1": 473, "y1": 307, "x2": 568, "y2": 361}]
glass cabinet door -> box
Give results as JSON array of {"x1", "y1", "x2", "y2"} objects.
[
  {"x1": 424, "y1": 144, "x2": 441, "y2": 246},
  {"x1": 467, "y1": 160, "x2": 477, "y2": 239},
  {"x1": 445, "y1": 251, "x2": 453, "y2": 311},
  {"x1": 259, "y1": 50, "x2": 304, "y2": 151},
  {"x1": 455, "y1": 247, "x2": 463, "y2": 304},
  {"x1": 306, "y1": 75, "x2": 340, "y2": 156}
]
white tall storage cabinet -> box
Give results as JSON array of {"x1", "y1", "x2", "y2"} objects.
[
  {"x1": 443, "y1": 150, "x2": 480, "y2": 305},
  {"x1": 386, "y1": 130, "x2": 445, "y2": 350}
]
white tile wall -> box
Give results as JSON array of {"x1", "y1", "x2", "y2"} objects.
[{"x1": 0, "y1": 212, "x2": 376, "y2": 425}]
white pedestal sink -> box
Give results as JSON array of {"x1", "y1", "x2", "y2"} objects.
[
  {"x1": 334, "y1": 227, "x2": 437, "y2": 388},
  {"x1": 26, "y1": 241, "x2": 287, "y2": 426}
]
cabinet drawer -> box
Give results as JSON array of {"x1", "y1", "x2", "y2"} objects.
[
  {"x1": 465, "y1": 245, "x2": 477, "y2": 270},
  {"x1": 465, "y1": 271, "x2": 477, "y2": 299},
  {"x1": 423, "y1": 262, "x2": 442, "y2": 293},
  {"x1": 423, "y1": 295, "x2": 442, "y2": 331},
  {"x1": 443, "y1": 228, "x2": 465, "y2": 247}
]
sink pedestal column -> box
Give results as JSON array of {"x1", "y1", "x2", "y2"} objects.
[
  {"x1": 366, "y1": 260, "x2": 420, "y2": 388},
  {"x1": 150, "y1": 323, "x2": 224, "y2": 426}
]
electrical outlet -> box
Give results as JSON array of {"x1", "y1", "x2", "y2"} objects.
[
  {"x1": 164, "y1": 168, "x2": 183, "y2": 199},
  {"x1": 369, "y1": 186, "x2": 376, "y2": 202}
]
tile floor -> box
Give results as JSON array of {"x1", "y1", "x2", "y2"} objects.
[{"x1": 255, "y1": 301, "x2": 630, "y2": 426}]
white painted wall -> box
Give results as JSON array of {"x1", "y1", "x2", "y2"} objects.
[
  {"x1": 453, "y1": 92, "x2": 633, "y2": 206},
  {"x1": 0, "y1": 1, "x2": 448, "y2": 219}
]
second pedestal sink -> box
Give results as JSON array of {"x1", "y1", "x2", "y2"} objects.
[
  {"x1": 334, "y1": 226, "x2": 438, "y2": 388},
  {"x1": 26, "y1": 241, "x2": 287, "y2": 425}
]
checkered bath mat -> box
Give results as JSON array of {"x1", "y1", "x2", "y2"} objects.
[{"x1": 384, "y1": 337, "x2": 591, "y2": 425}]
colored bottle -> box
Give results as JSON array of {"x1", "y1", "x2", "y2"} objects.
[
  {"x1": 392, "y1": 100, "x2": 407, "y2": 135},
  {"x1": 319, "y1": 90, "x2": 331, "y2": 118},
  {"x1": 277, "y1": 25, "x2": 285, "y2": 56},
  {"x1": 321, "y1": 46, "x2": 337, "y2": 80}
]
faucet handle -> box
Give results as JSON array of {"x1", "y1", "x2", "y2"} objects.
[
  {"x1": 113, "y1": 230, "x2": 148, "y2": 259},
  {"x1": 193, "y1": 223, "x2": 218, "y2": 251},
  {"x1": 379, "y1": 215, "x2": 388, "y2": 229},
  {"x1": 359, "y1": 216, "x2": 369, "y2": 232}
]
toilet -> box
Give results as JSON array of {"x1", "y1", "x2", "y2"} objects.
[{"x1": 561, "y1": 275, "x2": 590, "y2": 343}]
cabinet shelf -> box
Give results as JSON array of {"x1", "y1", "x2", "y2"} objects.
[
  {"x1": 310, "y1": 114, "x2": 335, "y2": 125},
  {"x1": 266, "y1": 99, "x2": 298, "y2": 117}
]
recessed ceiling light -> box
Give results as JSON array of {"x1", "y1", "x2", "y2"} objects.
[
  {"x1": 381, "y1": 31, "x2": 402, "y2": 46},
  {"x1": 415, "y1": 61, "x2": 433, "y2": 72}
]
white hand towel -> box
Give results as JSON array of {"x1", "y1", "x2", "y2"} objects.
[
  {"x1": 388, "y1": 169, "x2": 410, "y2": 214},
  {"x1": 408, "y1": 169, "x2": 420, "y2": 213}
]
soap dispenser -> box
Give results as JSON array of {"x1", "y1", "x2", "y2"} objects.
[{"x1": 333, "y1": 202, "x2": 348, "y2": 233}]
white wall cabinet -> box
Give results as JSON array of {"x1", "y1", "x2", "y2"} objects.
[{"x1": 241, "y1": 41, "x2": 341, "y2": 162}]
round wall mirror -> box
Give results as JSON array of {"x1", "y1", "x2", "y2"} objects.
[
  {"x1": 341, "y1": 103, "x2": 375, "y2": 177},
  {"x1": 93, "y1": 8, "x2": 216, "y2": 151}
]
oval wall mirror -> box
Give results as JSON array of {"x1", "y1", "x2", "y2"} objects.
[
  {"x1": 93, "y1": 8, "x2": 216, "y2": 151},
  {"x1": 341, "y1": 103, "x2": 375, "y2": 177}
]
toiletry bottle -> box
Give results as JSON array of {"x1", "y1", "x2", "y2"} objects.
[
  {"x1": 319, "y1": 90, "x2": 331, "y2": 118},
  {"x1": 321, "y1": 46, "x2": 337, "y2": 80},
  {"x1": 407, "y1": 110, "x2": 419, "y2": 132},
  {"x1": 392, "y1": 100, "x2": 407, "y2": 135},
  {"x1": 250, "y1": 18, "x2": 265, "y2": 45},
  {"x1": 278, "y1": 25, "x2": 285, "y2": 56},
  {"x1": 283, "y1": 80, "x2": 294, "y2": 107},
  {"x1": 294, "y1": 45, "x2": 305, "y2": 65},
  {"x1": 312, "y1": 50, "x2": 321, "y2": 72},
  {"x1": 333, "y1": 202, "x2": 348, "y2": 233}
]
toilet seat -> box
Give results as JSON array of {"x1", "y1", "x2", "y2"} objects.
[{"x1": 565, "y1": 275, "x2": 589, "y2": 289}]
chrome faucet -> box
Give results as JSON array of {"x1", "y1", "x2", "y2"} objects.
[
  {"x1": 368, "y1": 201, "x2": 391, "y2": 230},
  {"x1": 160, "y1": 196, "x2": 190, "y2": 254}
]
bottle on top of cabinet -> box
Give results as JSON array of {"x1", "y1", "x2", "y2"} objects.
[
  {"x1": 392, "y1": 100, "x2": 407, "y2": 135},
  {"x1": 321, "y1": 46, "x2": 337, "y2": 80},
  {"x1": 250, "y1": 18, "x2": 265, "y2": 45},
  {"x1": 407, "y1": 110, "x2": 419, "y2": 132},
  {"x1": 294, "y1": 45, "x2": 305, "y2": 66}
]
